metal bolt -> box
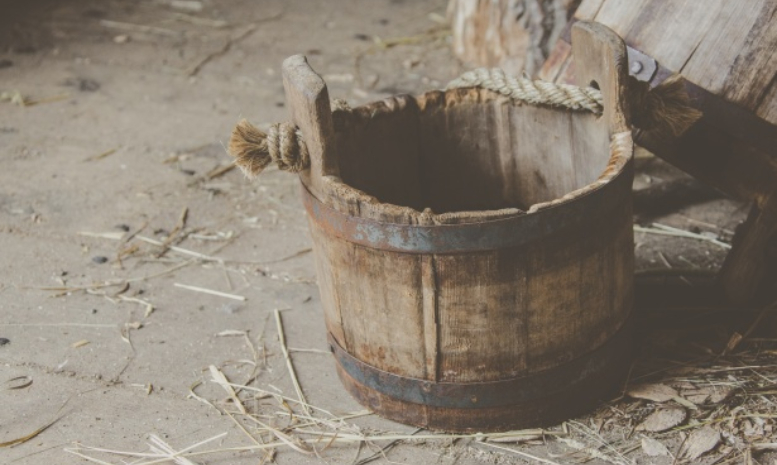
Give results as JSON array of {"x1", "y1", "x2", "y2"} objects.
[{"x1": 630, "y1": 61, "x2": 643, "y2": 74}]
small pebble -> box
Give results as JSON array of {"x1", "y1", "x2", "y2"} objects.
[
  {"x1": 180, "y1": 169, "x2": 196, "y2": 176},
  {"x1": 353, "y1": 33, "x2": 371, "y2": 41},
  {"x1": 113, "y1": 35, "x2": 130, "y2": 44},
  {"x1": 91, "y1": 309, "x2": 98, "y2": 314},
  {"x1": 0, "y1": 338, "x2": 10, "y2": 346},
  {"x1": 115, "y1": 224, "x2": 131, "y2": 232},
  {"x1": 92, "y1": 256, "x2": 109, "y2": 264},
  {"x1": 219, "y1": 302, "x2": 243, "y2": 314},
  {"x1": 78, "y1": 78, "x2": 100, "y2": 92},
  {"x1": 63, "y1": 77, "x2": 100, "y2": 92}
]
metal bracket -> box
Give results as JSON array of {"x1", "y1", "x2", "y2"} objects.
[
  {"x1": 328, "y1": 318, "x2": 635, "y2": 410},
  {"x1": 626, "y1": 46, "x2": 657, "y2": 82},
  {"x1": 562, "y1": 18, "x2": 657, "y2": 84}
]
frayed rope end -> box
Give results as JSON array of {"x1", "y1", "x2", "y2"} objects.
[
  {"x1": 229, "y1": 119, "x2": 271, "y2": 179},
  {"x1": 228, "y1": 119, "x2": 309, "y2": 179},
  {"x1": 629, "y1": 75, "x2": 703, "y2": 140}
]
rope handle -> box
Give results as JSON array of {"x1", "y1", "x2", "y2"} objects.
[{"x1": 228, "y1": 69, "x2": 701, "y2": 179}]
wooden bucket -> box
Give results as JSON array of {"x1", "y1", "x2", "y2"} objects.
[{"x1": 284, "y1": 22, "x2": 635, "y2": 432}]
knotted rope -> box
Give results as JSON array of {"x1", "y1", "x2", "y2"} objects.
[
  {"x1": 230, "y1": 121, "x2": 308, "y2": 177},
  {"x1": 229, "y1": 69, "x2": 700, "y2": 178}
]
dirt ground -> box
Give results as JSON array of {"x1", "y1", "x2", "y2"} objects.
[{"x1": 1, "y1": 1, "x2": 770, "y2": 464}]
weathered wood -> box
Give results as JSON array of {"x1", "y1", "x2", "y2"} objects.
[
  {"x1": 719, "y1": 189, "x2": 777, "y2": 305},
  {"x1": 541, "y1": 0, "x2": 777, "y2": 124},
  {"x1": 570, "y1": 21, "x2": 629, "y2": 132},
  {"x1": 537, "y1": 0, "x2": 777, "y2": 305},
  {"x1": 281, "y1": 55, "x2": 337, "y2": 201},
  {"x1": 289, "y1": 22, "x2": 635, "y2": 432},
  {"x1": 447, "y1": 0, "x2": 579, "y2": 76}
]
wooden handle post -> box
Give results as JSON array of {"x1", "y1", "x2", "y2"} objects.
[
  {"x1": 571, "y1": 21, "x2": 630, "y2": 134},
  {"x1": 281, "y1": 55, "x2": 338, "y2": 197}
]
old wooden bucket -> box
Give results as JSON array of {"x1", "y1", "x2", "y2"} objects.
[{"x1": 282, "y1": 22, "x2": 635, "y2": 432}]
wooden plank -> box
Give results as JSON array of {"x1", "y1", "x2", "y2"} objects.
[
  {"x1": 435, "y1": 250, "x2": 529, "y2": 383},
  {"x1": 506, "y1": 104, "x2": 578, "y2": 206},
  {"x1": 720, "y1": 1, "x2": 777, "y2": 114},
  {"x1": 524, "y1": 199, "x2": 631, "y2": 371},
  {"x1": 681, "y1": 0, "x2": 764, "y2": 94},
  {"x1": 417, "y1": 90, "x2": 511, "y2": 213},
  {"x1": 421, "y1": 255, "x2": 439, "y2": 381},
  {"x1": 309, "y1": 227, "x2": 346, "y2": 349},
  {"x1": 571, "y1": 111, "x2": 611, "y2": 188},
  {"x1": 587, "y1": 0, "x2": 649, "y2": 41},
  {"x1": 573, "y1": 0, "x2": 606, "y2": 19},
  {"x1": 327, "y1": 240, "x2": 429, "y2": 379},
  {"x1": 597, "y1": 1, "x2": 727, "y2": 74}
]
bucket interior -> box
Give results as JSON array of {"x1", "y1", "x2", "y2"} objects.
[{"x1": 335, "y1": 89, "x2": 613, "y2": 214}]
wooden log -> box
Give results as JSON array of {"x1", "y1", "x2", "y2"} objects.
[
  {"x1": 447, "y1": 0, "x2": 579, "y2": 76},
  {"x1": 719, "y1": 189, "x2": 777, "y2": 305},
  {"x1": 537, "y1": 0, "x2": 777, "y2": 305},
  {"x1": 285, "y1": 22, "x2": 635, "y2": 432}
]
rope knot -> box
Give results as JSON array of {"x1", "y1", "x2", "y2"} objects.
[{"x1": 229, "y1": 119, "x2": 309, "y2": 178}]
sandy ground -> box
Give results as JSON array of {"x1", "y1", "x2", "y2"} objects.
[{"x1": 0, "y1": 1, "x2": 756, "y2": 464}]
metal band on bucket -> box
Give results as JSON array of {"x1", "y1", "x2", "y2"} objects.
[
  {"x1": 302, "y1": 170, "x2": 629, "y2": 254},
  {"x1": 328, "y1": 318, "x2": 634, "y2": 410}
]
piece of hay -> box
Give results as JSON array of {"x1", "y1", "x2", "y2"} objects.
[
  {"x1": 174, "y1": 283, "x2": 246, "y2": 301},
  {"x1": 274, "y1": 309, "x2": 310, "y2": 416}
]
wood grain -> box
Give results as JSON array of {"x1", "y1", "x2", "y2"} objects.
[
  {"x1": 281, "y1": 55, "x2": 337, "y2": 200},
  {"x1": 537, "y1": 0, "x2": 777, "y2": 305},
  {"x1": 448, "y1": 0, "x2": 579, "y2": 76}
]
